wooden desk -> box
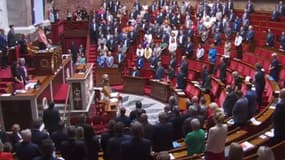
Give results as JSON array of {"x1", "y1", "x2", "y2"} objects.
[
  {"x1": 0, "y1": 75, "x2": 52, "y2": 130},
  {"x1": 123, "y1": 76, "x2": 147, "y2": 95},
  {"x1": 172, "y1": 88, "x2": 188, "y2": 110},
  {"x1": 95, "y1": 67, "x2": 122, "y2": 86},
  {"x1": 0, "y1": 58, "x2": 71, "y2": 130},
  {"x1": 150, "y1": 80, "x2": 170, "y2": 102},
  {"x1": 226, "y1": 130, "x2": 248, "y2": 144}
]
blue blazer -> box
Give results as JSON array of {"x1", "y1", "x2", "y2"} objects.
[
  {"x1": 155, "y1": 66, "x2": 165, "y2": 80},
  {"x1": 136, "y1": 57, "x2": 144, "y2": 69}
]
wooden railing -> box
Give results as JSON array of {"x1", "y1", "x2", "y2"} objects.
[{"x1": 63, "y1": 85, "x2": 71, "y2": 125}]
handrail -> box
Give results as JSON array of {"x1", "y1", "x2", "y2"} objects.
[{"x1": 63, "y1": 85, "x2": 71, "y2": 125}]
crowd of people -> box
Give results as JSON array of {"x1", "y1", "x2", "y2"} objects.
[{"x1": 1, "y1": 0, "x2": 285, "y2": 159}]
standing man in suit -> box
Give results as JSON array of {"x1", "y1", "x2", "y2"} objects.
[
  {"x1": 246, "y1": 25, "x2": 255, "y2": 52},
  {"x1": 272, "y1": 88, "x2": 285, "y2": 141},
  {"x1": 181, "y1": 56, "x2": 188, "y2": 76},
  {"x1": 213, "y1": 28, "x2": 222, "y2": 46},
  {"x1": 0, "y1": 29, "x2": 8, "y2": 69},
  {"x1": 43, "y1": 102, "x2": 60, "y2": 134},
  {"x1": 253, "y1": 63, "x2": 265, "y2": 110},
  {"x1": 223, "y1": 86, "x2": 238, "y2": 117},
  {"x1": 245, "y1": 84, "x2": 257, "y2": 119},
  {"x1": 70, "y1": 42, "x2": 78, "y2": 64},
  {"x1": 246, "y1": 0, "x2": 254, "y2": 13},
  {"x1": 89, "y1": 18, "x2": 97, "y2": 44},
  {"x1": 15, "y1": 129, "x2": 41, "y2": 160},
  {"x1": 219, "y1": 57, "x2": 227, "y2": 83},
  {"x1": 131, "y1": 66, "x2": 140, "y2": 77},
  {"x1": 136, "y1": 56, "x2": 144, "y2": 70},
  {"x1": 280, "y1": 31, "x2": 285, "y2": 51},
  {"x1": 121, "y1": 121, "x2": 152, "y2": 160},
  {"x1": 176, "y1": 67, "x2": 186, "y2": 89},
  {"x1": 7, "y1": 25, "x2": 17, "y2": 47},
  {"x1": 269, "y1": 53, "x2": 281, "y2": 82},
  {"x1": 232, "y1": 91, "x2": 249, "y2": 127},
  {"x1": 152, "y1": 112, "x2": 174, "y2": 152},
  {"x1": 272, "y1": 5, "x2": 280, "y2": 21},
  {"x1": 278, "y1": 1, "x2": 285, "y2": 16},
  {"x1": 169, "y1": 54, "x2": 177, "y2": 70},
  {"x1": 117, "y1": 51, "x2": 125, "y2": 71},
  {"x1": 155, "y1": 61, "x2": 165, "y2": 80},
  {"x1": 266, "y1": 28, "x2": 275, "y2": 47}
]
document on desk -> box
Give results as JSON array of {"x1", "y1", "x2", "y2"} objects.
[
  {"x1": 110, "y1": 92, "x2": 119, "y2": 98},
  {"x1": 250, "y1": 118, "x2": 261, "y2": 126},
  {"x1": 240, "y1": 141, "x2": 254, "y2": 151},
  {"x1": 169, "y1": 153, "x2": 175, "y2": 160},
  {"x1": 1, "y1": 93, "x2": 11, "y2": 96}
]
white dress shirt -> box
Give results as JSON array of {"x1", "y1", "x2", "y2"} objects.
[
  {"x1": 136, "y1": 48, "x2": 144, "y2": 57},
  {"x1": 234, "y1": 35, "x2": 243, "y2": 46},
  {"x1": 196, "y1": 47, "x2": 205, "y2": 59}
]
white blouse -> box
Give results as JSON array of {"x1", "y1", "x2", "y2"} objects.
[{"x1": 206, "y1": 124, "x2": 228, "y2": 153}]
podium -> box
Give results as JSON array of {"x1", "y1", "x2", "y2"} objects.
[
  {"x1": 150, "y1": 80, "x2": 170, "y2": 102},
  {"x1": 67, "y1": 63, "x2": 94, "y2": 110},
  {"x1": 123, "y1": 76, "x2": 147, "y2": 95},
  {"x1": 32, "y1": 46, "x2": 63, "y2": 75},
  {"x1": 95, "y1": 67, "x2": 122, "y2": 86}
]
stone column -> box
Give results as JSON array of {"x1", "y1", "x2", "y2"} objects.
[
  {"x1": 7, "y1": 0, "x2": 32, "y2": 26},
  {"x1": 0, "y1": 0, "x2": 9, "y2": 31}
]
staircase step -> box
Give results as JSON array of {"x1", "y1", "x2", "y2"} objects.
[{"x1": 54, "y1": 84, "x2": 69, "y2": 104}]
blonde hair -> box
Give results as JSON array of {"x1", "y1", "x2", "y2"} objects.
[{"x1": 214, "y1": 109, "x2": 225, "y2": 124}]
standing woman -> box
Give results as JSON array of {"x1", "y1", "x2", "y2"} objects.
[
  {"x1": 11, "y1": 61, "x2": 24, "y2": 90},
  {"x1": 205, "y1": 104, "x2": 228, "y2": 160},
  {"x1": 37, "y1": 26, "x2": 49, "y2": 50}
]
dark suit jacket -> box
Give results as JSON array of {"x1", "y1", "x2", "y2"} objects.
[
  {"x1": 219, "y1": 61, "x2": 227, "y2": 81},
  {"x1": 177, "y1": 72, "x2": 186, "y2": 89},
  {"x1": 246, "y1": 30, "x2": 255, "y2": 42},
  {"x1": 43, "y1": 108, "x2": 61, "y2": 133},
  {"x1": 272, "y1": 100, "x2": 285, "y2": 140},
  {"x1": 266, "y1": 32, "x2": 274, "y2": 47},
  {"x1": 60, "y1": 139, "x2": 87, "y2": 160},
  {"x1": 232, "y1": 97, "x2": 249, "y2": 125},
  {"x1": 254, "y1": 70, "x2": 265, "y2": 96},
  {"x1": 7, "y1": 30, "x2": 17, "y2": 47},
  {"x1": 31, "y1": 129, "x2": 49, "y2": 146},
  {"x1": 270, "y1": 59, "x2": 280, "y2": 81},
  {"x1": 15, "y1": 142, "x2": 41, "y2": 160},
  {"x1": 101, "y1": 131, "x2": 115, "y2": 159},
  {"x1": 245, "y1": 90, "x2": 257, "y2": 119},
  {"x1": 181, "y1": 60, "x2": 188, "y2": 76},
  {"x1": 121, "y1": 137, "x2": 151, "y2": 160},
  {"x1": 223, "y1": 92, "x2": 238, "y2": 116},
  {"x1": 51, "y1": 129, "x2": 68, "y2": 151},
  {"x1": 116, "y1": 115, "x2": 131, "y2": 127},
  {"x1": 247, "y1": 2, "x2": 254, "y2": 13},
  {"x1": 0, "y1": 35, "x2": 8, "y2": 53},
  {"x1": 106, "y1": 134, "x2": 131, "y2": 160},
  {"x1": 136, "y1": 57, "x2": 144, "y2": 69},
  {"x1": 152, "y1": 122, "x2": 174, "y2": 152},
  {"x1": 272, "y1": 10, "x2": 280, "y2": 21},
  {"x1": 155, "y1": 66, "x2": 165, "y2": 80}
]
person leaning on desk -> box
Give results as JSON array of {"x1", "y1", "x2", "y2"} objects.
[{"x1": 11, "y1": 61, "x2": 24, "y2": 90}]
